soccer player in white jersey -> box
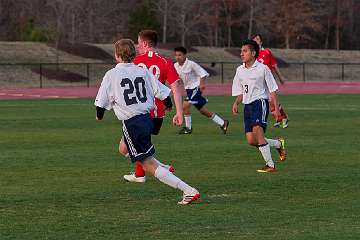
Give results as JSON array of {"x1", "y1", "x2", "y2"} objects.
[
  {"x1": 174, "y1": 46, "x2": 229, "y2": 134},
  {"x1": 95, "y1": 39, "x2": 200, "y2": 204},
  {"x1": 231, "y1": 39, "x2": 287, "y2": 173}
]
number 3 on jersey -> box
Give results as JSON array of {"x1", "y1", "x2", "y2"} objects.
[
  {"x1": 244, "y1": 84, "x2": 249, "y2": 93},
  {"x1": 121, "y1": 77, "x2": 147, "y2": 105}
]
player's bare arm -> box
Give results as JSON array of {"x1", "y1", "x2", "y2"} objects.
[
  {"x1": 272, "y1": 65, "x2": 287, "y2": 84},
  {"x1": 232, "y1": 95, "x2": 243, "y2": 115},
  {"x1": 199, "y1": 77, "x2": 206, "y2": 92},
  {"x1": 170, "y1": 81, "x2": 183, "y2": 126},
  {"x1": 270, "y1": 91, "x2": 281, "y2": 120}
]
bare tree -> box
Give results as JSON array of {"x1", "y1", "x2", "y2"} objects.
[
  {"x1": 247, "y1": 0, "x2": 254, "y2": 39},
  {"x1": 152, "y1": 0, "x2": 177, "y2": 44}
]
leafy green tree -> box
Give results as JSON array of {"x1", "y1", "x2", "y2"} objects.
[{"x1": 128, "y1": 1, "x2": 160, "y2": 39}]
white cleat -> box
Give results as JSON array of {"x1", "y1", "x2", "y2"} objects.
[
  {"x1": 123, "y1": 172, "x2": 146, "y2": 183},
  {"x1": 177, "y1": 188, "x2": 200, "y2": 205}
]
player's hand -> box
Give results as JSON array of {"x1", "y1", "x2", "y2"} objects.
[
  {"x1": 232, "y1": 102, "x2": 239, "y2": 115},
  {"x1": 273, "y1": 109, "x2": 281, "y2": 121},
  {"x1": 199, "y1": 84, "x2": 206, "y2": 92},
  {"x1": 172, "y1": 112, "x2": 183, "y2": 126}
]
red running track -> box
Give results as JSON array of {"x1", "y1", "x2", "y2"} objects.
[{"x1": 0, "y1": 81, "x2": 359, "y2": 100}]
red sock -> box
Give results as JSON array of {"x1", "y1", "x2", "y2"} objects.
[
  {"x1": 135, "y1": 161, "x2": 145, "y2": 177},
  {"x1": 279, "y1": 104, "x2": 288, "y2": 119}
]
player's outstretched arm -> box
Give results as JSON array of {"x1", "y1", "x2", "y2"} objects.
[
  {"x1": 232, "y1": 95, "x2": 243, "y2": 115},
  {"x1": 170, "y1": 81, "x2": 183, "y2": 126}
]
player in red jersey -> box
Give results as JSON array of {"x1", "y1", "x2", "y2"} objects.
[
  {"x1": 120, "y1": 30, "x2": 183, "y2": 183},
  {"x1": 252, "y1": 34, "x2": 289, "y2": 128}
]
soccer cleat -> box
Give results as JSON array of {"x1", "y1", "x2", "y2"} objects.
[
  {"x1": 123, "y1": 172, "x2": 146, "y2": 183},
  {"x1": 273, "y1": 122, "x2": 281, "y2": 128},
  {"x1": 256, "y1": 165, "x2": 277, "y2": 173},
  {"x1": 177, "y1": 188, "x2": 200, "y2": 205},
  {"x1": 282, "y1": 118, "x2": 289, "y2": 128},
  {"x1": 178, "y1": 127, "x2": 192, "y2": 134},
  {"x1": 220, "y1": 120, "x2": 229, "y2": 134},
  {"x1": 168, "y1": 165, "x2": 175, "y2": 173},
  {"x1": 277, "y1": 138, "x2": 287, "y2": 161}
]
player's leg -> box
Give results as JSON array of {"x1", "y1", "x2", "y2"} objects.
[
  {"x1": 278, "y1": 104, "x2": 289, "y2": 128},
  {"x1": 198, "y1": 105, "x2": 229, "y2": 134},
  {"x1": 253, "y1": 125, "x2": 276, "y2": 172},
  {"x1": 179, "y1": 100, "x2": 193, "y2": 134},
  {"x1": 141, "y1": 157, "x2": 200, "y2": 205},
  {"x1": 119, "y1": 137, "x2": 129, "y2": 157},
  {"x1": 270, "y1": 96, "x2": 289, "y2": 128},
  {"x1": 269, "y1": 98, "x2": 281, "y2": 127},
  {"x1": 247, "y1": 99, "x2": 276, "y2": 173},
  {"x1": 123, "y1": 113, "x2": 199, "y2": 204},
  {"x1": 193, "y1": 89, "x2": 229, "y2": 134}
]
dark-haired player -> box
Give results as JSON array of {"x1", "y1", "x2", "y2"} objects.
[
  {"x1": 174, "y1": 46, "x2": 229, "y2": 134},
  {"x1": 232, "y1": 40, "x2": 287, "y2": 173}
]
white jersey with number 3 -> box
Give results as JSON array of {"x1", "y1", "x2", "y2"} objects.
[
  {"x1": 94, "y1": 63, "x2": 171, "y2": 121},
  {"x1": 232, "y1": 60, "x2": 278, "y2": 104}
]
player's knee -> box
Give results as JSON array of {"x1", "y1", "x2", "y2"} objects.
[
  {"x1": 246, "y1": 135, "x2": 257, "y2": 146},
  {"x1": 142, "y1": 157, "x2": 157, "y2": 175},
  {"x1": 118, "y1": 144, "x2": 128, "y2": 156}
]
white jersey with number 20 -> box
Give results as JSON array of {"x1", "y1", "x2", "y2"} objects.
[{"x1": 95, "y1": 63, "x2": 171, "y2": 121}]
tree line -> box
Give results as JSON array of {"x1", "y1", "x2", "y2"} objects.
[{"x1": 0, "y1": 0, "x2": 359, "y2": 50}]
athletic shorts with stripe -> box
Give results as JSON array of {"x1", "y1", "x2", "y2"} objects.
[
  {"x1": 185, "y1": 87, "x2": 208, "y2": 110},
  {"x1": 244, "y1": 99, "x2": 269, "y2": 133},
  {"x1": 122, "y1": 113, "x2": 155, "y2": 162}
]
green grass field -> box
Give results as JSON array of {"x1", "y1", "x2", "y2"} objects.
[{"x1": 1, "y1": 95, "x2": 359, "y2": 239}]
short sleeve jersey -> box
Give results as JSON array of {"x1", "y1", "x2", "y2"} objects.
[
  {"x1": 94, "y1": 63, "x2": 170, "y2": 121},
  {"x1": 174, "y1": 58, "x2": 209, "y2": 89},
  {"x1": 232, "y1": 60, "x2": 278, "y2": 104},
  {"x1": 257, "y1": 48, "x2": 277, "y2": 71},
  {"x1": 133, "y1": 51, "x2": 179, "y2": 118}
]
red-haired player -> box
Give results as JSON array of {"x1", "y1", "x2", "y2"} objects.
[{"x1": 120, "y1": 30, "x2": 183, "y2": 183}]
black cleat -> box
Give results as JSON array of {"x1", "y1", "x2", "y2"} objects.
[
  {"x1": 178, "y1": 127, "x2": 192, "y2": 134},
  {"x1": 220, "y1": 120, "x2": 229, "y2": 134}
]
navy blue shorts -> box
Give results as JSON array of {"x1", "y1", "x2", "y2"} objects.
[
  {"x1": 185, "y1": 87, "x2": 208, "y2": 110},
  {"x1": 122, "y1": 113, "x2": 155, "y2": 163},
  {"x1": 244, "y1": 99, "x2": 269, "y2": 133}
]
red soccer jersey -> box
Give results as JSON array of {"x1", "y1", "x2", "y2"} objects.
[
  {"x1": 133, "y1": 51, "x2": 179, "y2": 118},
  {"x1": 257, "y1": 48, "x2": 277, "y2": 71}
]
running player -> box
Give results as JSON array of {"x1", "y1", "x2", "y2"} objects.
[
  {"x1": 121, "y1": 30, "x2": 183, "y2": 183},
  {"x1": 174, "y1": 46, "x2": 229, "y2": 134},
  {"x1": 232, "y1": 39, "x2": 287, "y2": 173},
  {"x1": 95, "y1": 39, "x2": 200, "y2": 205},
  {"x1": 252, "y1": 34, "x2": 289, "y2": 128}
]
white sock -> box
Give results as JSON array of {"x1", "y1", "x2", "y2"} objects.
[
  {"x1": 265, "y1": 138, "x2": 281, "y2": 148},
  {"x1": 184, "y1": 115, "x2": 192, "y2": 129},
  {"x1": 211, "y1": 113, "x2": 225, "y2": 126},
  {"x1": 258, "y1": 143, "x2": 275, "y2": 168},
  {"x1": 154, "y1": 159, "x2": 170, "y2": 169},
  {"x1": 154, "y1": 166, "x2": 192, "y2": 194}
]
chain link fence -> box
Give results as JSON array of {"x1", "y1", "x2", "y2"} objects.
[{"x1": 0, "y1": 62, "x2": 359, "y2": 88}]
